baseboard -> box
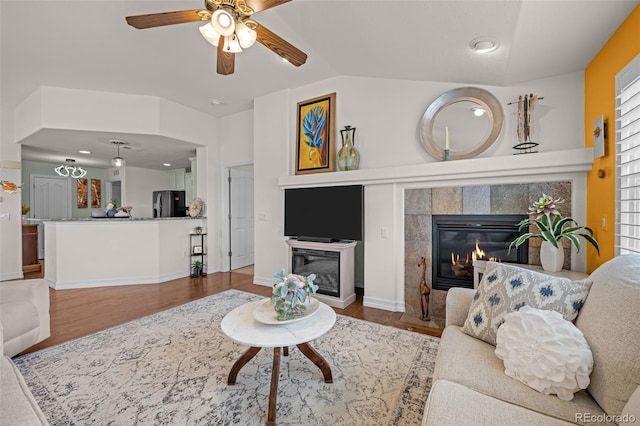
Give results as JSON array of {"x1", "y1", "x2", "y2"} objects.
[
  {"x1": 0, "y1": 271, "x2": 24, "y2": 281},
  {"x1": 48, "y1": 271, "x2": 191, "y2": 290},
  {"x1": 253, "y1": 276, "x2": 273, "y2": 287},
  {"x1": 363, "y1": 295, "x2": 405, "y2": 312}
]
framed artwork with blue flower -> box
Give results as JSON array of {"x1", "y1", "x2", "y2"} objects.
[{"x1": 295, "y1": 92, "x2": 336, "y2": 175}]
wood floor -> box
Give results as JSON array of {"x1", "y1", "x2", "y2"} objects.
[{"x1": 21, "y1": 268, "x2": 440, "y2": 356}]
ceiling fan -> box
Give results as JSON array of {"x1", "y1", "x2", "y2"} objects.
[{"x1": 125, "y1": 0, "x2": 307, "y2": 75}]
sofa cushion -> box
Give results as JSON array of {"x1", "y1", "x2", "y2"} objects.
[
  {"x1": 0, "y1": 355, "x2": 48, "y2": 425},
  {"x1": 575, "y1": 254, "x2": 640, "y2": 416},
  {"x1": 434, "y1": 326, "x2": 612, "y2": 425},
  {"x1": 1, "y1": 301, "x2": 40, "y2": 358},
  {"x1": 1, "y1": 301, "x2": 39, "y2": 343},
  {"x1": 423, "y1": 379, "x2": 576, "y2": 426},
  {"x1": 495, "y1": 306, "x2": 593, "y2": 401},
  {"x1": 462, "y1": 261, "x2": 592, "y2": 346}
]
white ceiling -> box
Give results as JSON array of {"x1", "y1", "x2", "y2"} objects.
[{"x1": 2, "y1": 0, "x2": 638, "y2": 170}]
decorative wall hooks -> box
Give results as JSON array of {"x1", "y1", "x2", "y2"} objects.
[
  {"x1": 508, "y1": 93, "x2": 544, "y2": 155},
  {"x1": 593, "y1": 115, "x2": 606, "y2": 159},
  {"x1": 0, "y1": 180, "x2": 22, "y2": 193}
]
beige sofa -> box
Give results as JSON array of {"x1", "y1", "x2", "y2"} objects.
[
  {"x1": 0, "y1": 279, "x2": 51, "y2": 425},
  {"x1": 423, "y1": 254, "x2": 640, "y2": 426}
]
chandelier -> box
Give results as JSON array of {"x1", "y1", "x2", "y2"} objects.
[
  {"x1": 111, "y1": 140, "x2": 126, "y2": 167},
  {"x1": 54, "y1": 159, "x2": 87, "y2": 179},
  {"x1": 198, "y1": 0, "x2": 257, "y2": 53}
]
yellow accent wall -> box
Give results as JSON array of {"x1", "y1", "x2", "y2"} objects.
[{"x1": 585, "y1": 4, "x2": 640, "y2": 272}]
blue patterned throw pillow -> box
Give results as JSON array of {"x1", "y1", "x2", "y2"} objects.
[{"x1": 461, "y1": 262, "x2": 592, "y2": 346}]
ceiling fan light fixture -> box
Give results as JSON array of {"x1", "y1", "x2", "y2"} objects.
[
  {"x1": 199, "y1": 23, "x2": 220, "y2": 46},
  {"x1": 236, "y1": 21, "x2": 257, "y2": 49},
  {"x1": 223, "y1": 34, "x2": 242, "y2": 53},
  {"x1": 211, "y1": 9, "x2": 235, "y2": 36}
]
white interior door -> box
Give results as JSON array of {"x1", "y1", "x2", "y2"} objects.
[
  {"x1": 31, "y1": 175, "x2": 71, "y2": 219},
  {"x1": 30, "y1": 175, "x2": 72, "y2": 258},
  {"x1": 229, "y1": 165, "x2": 254, "y2": 270}
]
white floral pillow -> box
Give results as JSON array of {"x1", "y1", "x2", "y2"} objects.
[
  {"x1": 462, "y1": 262, "x2": 592, "y2": 346},
  {"x1": 495, "y1": 306, "x2": 593, "y2": 401}
]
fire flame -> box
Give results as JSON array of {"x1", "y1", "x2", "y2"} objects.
[{"x1": 451, "y1": 241, "x2": 499, "y2": 266}]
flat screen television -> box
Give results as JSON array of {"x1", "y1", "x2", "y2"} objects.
[{"x1": 284, "y1": 185, "x2": 364, "y2": 242}]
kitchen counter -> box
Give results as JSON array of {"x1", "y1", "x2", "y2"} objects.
[{"x1": 43, "y1": 217, "x2": 206, "y2": 289}]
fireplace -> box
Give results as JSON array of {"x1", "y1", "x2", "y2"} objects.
[
  {"x1": 432, "y1": 214, "x2": 529, "y2": 290},
  {"x1": 291, "y1": 247, "x2": 341, "y2": 297}
]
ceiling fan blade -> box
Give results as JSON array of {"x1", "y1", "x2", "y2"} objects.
[
  {"x1": 255, "y1": 24, "x2": 307, "y2": 67},
  {"x1": 244, "y1": 0, "x2": 291, "y2": 13},
  {"x1": 125, "y1": 10, "x2": 210, "y2": 29},
  {"x1": 217, "y1": 42, "x2": 236, "y2": 75}
]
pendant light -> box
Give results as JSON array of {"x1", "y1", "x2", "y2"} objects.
[{"x1": 111, "y1": 140, "x2": 126, "y2": 167}]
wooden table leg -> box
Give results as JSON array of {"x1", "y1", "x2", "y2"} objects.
[
  {"x1": 228, "y1": 346, "x2": 261, "y2": 385},
  {"x1": 296, "y1": 342, "x2": 333, "y2": 383},
  {"x1": 267, "y1": 347, "x2": 281, "y2": 426}
]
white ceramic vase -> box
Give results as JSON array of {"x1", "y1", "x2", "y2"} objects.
[{"x1": 540, "y1": 240, "x2": 564, "y2": 272}]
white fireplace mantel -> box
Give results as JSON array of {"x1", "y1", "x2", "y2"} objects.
[{"x1": 278, "y1": 148, "x2": 594, "y2": 189}]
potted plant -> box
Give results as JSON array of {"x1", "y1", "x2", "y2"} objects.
[
  {"x1": 509, "y1": 194, "x2": 599, "y2": 272},
  {"x1": 194, "y1": 226, "x2": 203, "y2": 235},
  {"x1": 21, "y1": 204, "x2": 30, "y2": 222},
  {"x1": 191, "y1": 260, "x2": 204, "y2": 277}
]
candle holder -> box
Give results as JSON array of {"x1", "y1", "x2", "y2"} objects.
[{"x1": 444, "y1": 149, "x2": 450, "y2": 161}]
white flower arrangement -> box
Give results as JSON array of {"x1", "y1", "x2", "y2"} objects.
[{"x1": 271, "y1": 268, "x2": 319, "y2": 321}]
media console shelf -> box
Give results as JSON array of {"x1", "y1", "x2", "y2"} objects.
[{"x1": 286, "y1": 239, "x2": 357, "y2": 309}]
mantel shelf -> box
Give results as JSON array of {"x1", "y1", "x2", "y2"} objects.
[{"x1": 278, "y1": 148, "x2": 594, "y2": 189}]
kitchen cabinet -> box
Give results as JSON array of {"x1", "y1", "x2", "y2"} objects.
[
  {"x1": 167, "y1": 168, "x2": 186, "y2": 190},
  {"x1": 22, "y1": 224, "x2": 41, "y2": 273}
]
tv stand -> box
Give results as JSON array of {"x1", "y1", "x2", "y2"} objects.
[{"x1": 286, "y1": 239, "x2": 357, "y2": 309}]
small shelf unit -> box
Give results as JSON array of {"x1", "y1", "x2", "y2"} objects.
[{"x1": 189, "y1": 233, "x2": 207, "y2": 277}]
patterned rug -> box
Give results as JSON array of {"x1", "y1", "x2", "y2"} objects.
[{"x1": 14, "y1": 289, "x2": 439, "y2": 425}]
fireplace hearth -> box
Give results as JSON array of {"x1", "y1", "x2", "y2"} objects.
[{"x1": 432, "y1": 214, "x2": 528, "y2": 290}]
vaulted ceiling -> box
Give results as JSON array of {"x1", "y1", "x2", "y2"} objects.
[{"x1": 2, "y1": 0, "x2": 637, "y2": 169}]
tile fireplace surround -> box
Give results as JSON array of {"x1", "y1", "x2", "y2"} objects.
[
  {"x1": 279, "y1": 148, "x2": 593, "y2": 318},
  {"x1": 404, "y1": 181, "x2": 572, "y2": 321}
]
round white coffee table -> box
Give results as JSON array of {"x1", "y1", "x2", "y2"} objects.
[{"x1": 221, "y1": 298, "x2": 336, "y2": 425}]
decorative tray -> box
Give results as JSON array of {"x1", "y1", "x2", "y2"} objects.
[{"x1": 253, "y1": 298, "x2": 320, "y2": 325}]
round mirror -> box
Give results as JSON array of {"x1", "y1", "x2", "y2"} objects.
[{"x1": 419, "y1": 87, "x2": 504, "y2": 160}]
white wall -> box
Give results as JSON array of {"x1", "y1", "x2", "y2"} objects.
[
  {"x1": 0, "y1": 105, "x2": 23, "y2": 280},
  {"x1": 252, "y1": 71, "x2": 587, "y2": 307},
  {"x1": 253, "y1": 90, "x2": 292, "y2": 284},
  {"x1": 219, "y1": 109, "x2": 254, "y2": 165},
  {"x1": 218, "y1": 109, "x2": 254, "y2": 271}
]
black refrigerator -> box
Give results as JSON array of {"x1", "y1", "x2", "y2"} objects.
[{"x1": 153, "y1": 190, "x2": 186, "y2": 217}]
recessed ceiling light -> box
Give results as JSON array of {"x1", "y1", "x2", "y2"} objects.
[
  {"x1": 210, "y1": 99, "x2": 222, "y2": 105},
  {"x1": 163, "y1": 163, "x2": 172, "y2": 167},
  {"x1": 470, "y1": 37, "x2": 499, "y2": 53},
  {"x1": 78, "y1": 150, "x2": 91, "y2": 154}
]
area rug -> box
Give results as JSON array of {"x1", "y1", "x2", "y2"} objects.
[{"x1": 14, "y1": 289, "x2": 439, "y2": 425}]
